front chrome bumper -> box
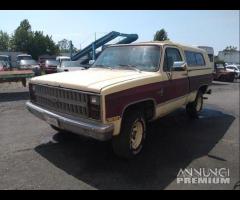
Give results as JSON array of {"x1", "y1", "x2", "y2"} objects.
[{"x1": 26, "y1": 101, "x2": 113, "y2": 141}]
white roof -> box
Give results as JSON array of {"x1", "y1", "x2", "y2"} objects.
[
  {"x1": 56, "y1": 56, "x2": 70, "y2": 59},
  {"x1": 17, "y1": 54, "x2": 32, "y2": 57}
]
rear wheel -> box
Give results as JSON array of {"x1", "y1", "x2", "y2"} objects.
[
  {"x1": 112, "y1": 110, "x2": 146, "y2": 159},
  {"x1": 186, "y1": 91, "x2": 203, "y2": 119},
  {"x1": 228, "y1": 74, "x2": 235, "y2": 82}
]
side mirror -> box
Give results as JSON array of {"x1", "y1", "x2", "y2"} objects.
[
  {"x1": 89, "y1": 60, "x2": 95, "y2": 65},
  {"x1": 172, "y1": 61, "x2": 187, "y2": 71}
]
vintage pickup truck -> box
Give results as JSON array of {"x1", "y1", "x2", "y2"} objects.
[{"x1": 26, "y1": 41, "x2": 213, "y2": 158}]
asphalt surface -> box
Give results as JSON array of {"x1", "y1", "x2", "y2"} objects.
[{"x1": 0, "y1": 80, "x2": 239, "y2": 190}]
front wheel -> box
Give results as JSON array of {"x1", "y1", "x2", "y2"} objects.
[
  {"x1": 112, "y1": 110, "x2": 146, "y2": 159},
  {"x1": 186, "y1": 91, "x2": 203, "y2": 119}
]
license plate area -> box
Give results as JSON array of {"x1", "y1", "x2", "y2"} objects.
[{"x1": 45, "y1": 115, "x2": 59, "y2": 127}]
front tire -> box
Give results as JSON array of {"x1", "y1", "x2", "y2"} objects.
[
  {"x1": 186, "y1": 91, "x2": 203, "y2": 119},
  {"x1": 112, "y1": 110, "x2": 146, "y2": 159}
]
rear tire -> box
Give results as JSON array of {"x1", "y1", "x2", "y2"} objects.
[
  {"x1": 112, "y1": 110, "x2": 146, "y2": 159},
  {"x1": 229, "y1": 74, "x2": 235, "y2": 82},
  {"x1": 186, "y1": 91, "x2": 203, "y2": 119}
]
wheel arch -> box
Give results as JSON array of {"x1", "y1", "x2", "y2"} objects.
[
  {"x1": 121, "y1": 98, "x2": 157, "y2": 122},
  {"x1": 198, "y1": 84, "x2": 208, "y2": 94}
]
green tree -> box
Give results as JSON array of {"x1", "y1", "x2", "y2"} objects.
[
  {"x1": 153, "y1": 29, "x2": 169, "y2": 41},
  {"x1": 10, "y1": 19, "x2": 33, "y2": 52},
  {"x1": 10, "y1": 19, "x2": 60, "y2": 60},
  {"x1": 0, "y1": 31, "x2": 10, "y2": 51},
  {"x1": 45, "y1": 35, "x2": 60, "y2": 56},
  {"x1": 58, "y1": 39, "x2": 78, "y2": 53},
  {"x1": 58, "y1": 39, "x2": 70, "y2": 53}
]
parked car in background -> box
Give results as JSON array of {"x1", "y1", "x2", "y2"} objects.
[
  {"x1": 18, "y1": 59, "x2": 41, "y2": 76},
  {"x1": 225, "y1": 64, "x2": 240, "y2": 78},
  {"x1": 0, "y1": 55, "x2": 11, "y2": 69},
  {"x1": 27, "y1": 41, "x2": 213, "y2": 159},
  {"x1": 38, "y1": 55, "x2": 56, "y2": 70},
  {"x1": 16, "y1": 54, "x2": 32, "y2": 65},
  {"x1": 213, "y1": 63, "x2": 235, "y2": 82},
  {"x1": 56, "y1": 56, "x2": 71, "y2": 64},
  {"x1": 0, "y1": 60, "x2": 8, "y2": 71},
  {"x1": 17, "y1": 54, "x2": 32, "y2": 60},
  {"x1": 44, "y1": 59, "x2": 59, "y2": 74},
  {"x1": 57, "y1": 60, "x2": 86, "y2": 72},
  {"x1": 56, "y1": 56, "x2": 71, "y2": 70}
]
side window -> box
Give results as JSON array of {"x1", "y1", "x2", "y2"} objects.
[
  {"x1": 163, "y1": 47, "x2": 183, "y2": 71},
  {"x1": 185, "y1": 51, "x2": 196, "y2": 66},
  {"x1": 208, "y1": 54, "x2": 213, "y2": 62},
  {"x1": 195, "y1": 53, "x2": 205, "y2": 66},
  {"x1": 185, "y1": 51, "x2": 206, "y2": 67}
]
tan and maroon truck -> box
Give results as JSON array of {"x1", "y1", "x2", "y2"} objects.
[{"x1": 26, "y1": 41, "x2": 213, "y2": 158}]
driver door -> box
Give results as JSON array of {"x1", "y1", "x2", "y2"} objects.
[{"x1": 157, "y1": 46, "x2": 189, "y2": 116}]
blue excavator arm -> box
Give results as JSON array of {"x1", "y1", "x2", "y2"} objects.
[{"x1": 71, "y1": 31, "x2": 138, "y2": 63}]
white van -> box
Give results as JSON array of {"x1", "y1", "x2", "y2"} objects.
[{"x1": 56, "y1": 56, "x2": 71, "y2": 63}]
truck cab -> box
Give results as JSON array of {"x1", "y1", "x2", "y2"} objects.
[
  {"x1": 0, "y1": 55, "x2": 11, "y2": 69},
  {"x1": 16, "y1": 54, "x2": 32, "y2": 66},
  {"x1": 26, "y1": 41, "x2": 213, "y2": 159}
]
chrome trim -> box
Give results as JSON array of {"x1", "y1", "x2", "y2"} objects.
[
  {"x1": 34, "y1": 84, "x2": 89, "y2": 118},
  {"x1": 32, "y1": 83, "x2": 101, "y2": 95},
  {"x1": 26, "y1": 101, "x2": 113, "y2": 141},
  {"x1": 31, "y1": 83, "x2": 103, "y2": 121}
]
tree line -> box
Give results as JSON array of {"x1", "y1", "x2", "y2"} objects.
[
  {"x1": 1, "y1": 20, "x2": 236, "y2": 61},
  {"x1": 0, "y1": 19, "x2": 77, "y2": 60},
  {"x1": 0, "y1": 19, "x2": 170, "y2": 61}
]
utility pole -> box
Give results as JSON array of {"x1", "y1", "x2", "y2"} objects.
[
  {"x1": 70, "y1": 40, "x2": 73, "y2": 60},
  {"x1": 92, "y1": 32, "x2": 97, "y2": 60}
]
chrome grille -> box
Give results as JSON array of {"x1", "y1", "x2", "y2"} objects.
[{"x1": 34, "y1": 84, "x2": 88, "y2": 117}]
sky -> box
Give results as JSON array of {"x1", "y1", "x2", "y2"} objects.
[{"x1": 0, "y1": 10, "x2": 239, "y2": 54}]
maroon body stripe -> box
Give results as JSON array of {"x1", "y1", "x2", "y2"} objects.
[
  {"x1": 105, "y1": 74, "x2": 213, "y2": 118},
  {"x1": 189, "y1": 74, "x2": 213, "y2": 92}
]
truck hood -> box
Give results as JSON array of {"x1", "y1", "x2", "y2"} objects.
[{"x1": 31, "y1": 68, "x2": 153, "y2": 93}]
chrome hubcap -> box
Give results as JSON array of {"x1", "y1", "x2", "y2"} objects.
[{"x1": 130, "y1": 120, "x2": 144, "y2": 150}]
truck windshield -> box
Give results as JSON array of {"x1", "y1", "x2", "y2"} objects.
[
  {"x1": 46, "y1": 60, "x2": 59, "y2": 66},
  {"x1": 92, "y1": 45, "x2": 161, "y2": 72},
  {"x1": 60, "y1": 58, "x2": 70, "y2": 62},
  {"x1": 18, "y1": 56, "x2": 32, "y2": 60},
  {"x1": 0, "y1": 56, "x2": 9, "y2": 61}
]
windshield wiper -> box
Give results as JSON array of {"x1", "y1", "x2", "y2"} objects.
[
  {"x1": 92, "y1": 64, "x2": 113, "y2": 70},
  {"x1": 117, "y1": 64, "x2": 141, "y2": 72}
]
